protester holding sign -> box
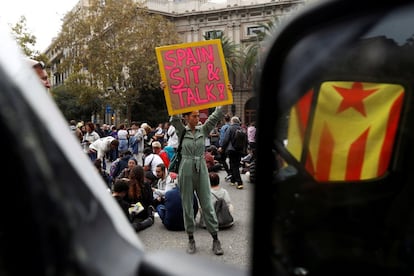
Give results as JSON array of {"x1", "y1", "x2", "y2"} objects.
[
  {"x1": 159, "y1": 67, "x2": 233, "y2": 251},
  {"x1": 170, "y1": 106, "x2": 225, "y2": 256},
  {"x1": 157, "y1": 40, "x2": 235, "y2": 256}
]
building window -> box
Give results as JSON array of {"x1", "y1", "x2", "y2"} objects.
[
  {"x1": 205, "y1": 30, "x2": 224, "y2": 40},
  {"x1": 247, "y1": 26, "x2": 266, "y2": 36},
  {"x1": 207, "y1": 16, "x2": 219, "y2": 21},
  {"x1": 250, "y1": 11, "x2": 262, "y2": 17}
]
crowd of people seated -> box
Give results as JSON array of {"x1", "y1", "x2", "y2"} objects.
[{"x1": 71, "y1": 115, "x2": 256, "y2": 236}]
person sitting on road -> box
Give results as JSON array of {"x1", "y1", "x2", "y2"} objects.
[
  {"x1": 204, "y1": 145, "x2": 222, "y2": 172},
  {"x1": 116, "y1": 157, "x2": 138, "y2": 180},
  {"x1": 199, "y1": 172, "x2": 234, "y2": 228},
  {"x1": 152, "y1": 163, "x2": 168, "y2": 208},
  {"x1": 163, "y1": 145, "x2": 175, "y2": 160},
  {"x1": 143, "y1": 147, "x2": 165, "y2": 187},
  {"x1": 126, "y1": 165, "x2": 155, "y2": 232},
  {"x1": 156, "y1": 173, "x2": 199, "y2": 231},
  {"x1": 240, "y1": 147, "x2": 254, "y2": 174},
  {"x1": 152, "y1": 141, "x2": 170, "y2": 168},
  {"x1": 108, "y1": 151, "x2": 132, "y2": 186},
  {"x1": 112, "y1": 178, "x2": 154, "y2": 232},
  {"x1": 112, "y1": 178, "x2": 133, "y2": 220}
]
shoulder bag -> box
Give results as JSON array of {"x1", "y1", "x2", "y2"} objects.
[
  {"x1": 168, "y1": 130, "x2": 185, "y2": 173},
  {"x1": 212, "y1": 193, "x2": 234, "y2": 229}
]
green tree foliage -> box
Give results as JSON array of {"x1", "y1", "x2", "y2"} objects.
[
  {"x1": 54, "y1": 0, "x2": 180, "y2": 123},
  {"x1": 131, "y1": 87, "x2": 169, "y2": 126},
  {"x1": 9, "y1": 16, "x2": 39, "y2": 58},
  {"x1": 239, "y1": 43, "x2": 259, "y2": 89},
  {"x1": 52, "y1": 85, "x2": 96, "y2": 122}
]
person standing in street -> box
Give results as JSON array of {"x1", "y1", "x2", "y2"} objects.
[
  {"x1": 69, "y1": 119, "x2": 83, "y2": 143},
  {"x1": 165, "y1": 122, "x2": 179, "y2": 150},
  {"x1": 132, "y1": 123, "x2": 152, "y2": 166},
  {"x1": 117, "y1": 124, "x2": 129, "y2": 154},
  {"x1": 170, "y1": 106, "x2": 225, "y2": 256},
  {"x1": 247, "y1": 121, "x2": 256, "y2": 150},
  {"x1": 82, "y1": 121, "x2": 101, "y2": 156},
  {"x1": 218, "y1": 114, "x2": 232, "y2": 180},
  {"x1": 221, "y1": 116, "x2": 244, "y2": 189}
]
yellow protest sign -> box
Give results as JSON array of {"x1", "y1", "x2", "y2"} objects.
[{"x1": 156, "y1": 39, "x2": 233, "y2": 115}]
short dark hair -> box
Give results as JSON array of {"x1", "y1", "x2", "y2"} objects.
[
  {"x1": 156, "y1": 163, "x2": 166, "y2": 171},
  {"x1": 207, "y1": 145, "x2": 218, "y2": 154},
  {"x1": 129, "y1": 158, "x2": 138, "y2": 165},
  {"x1": 144, "y1": 147, "x2": 152, "y2": 155},
  {"x1": 85, "y1": 121, "x2": 95, "y2": 131},
  {"x1": 209, "y1": 172, "x2": 220, "y2": 187},
  {"x1": 113, "y1": 179, "x2": 129, "y2": 193},
  {"x1": 120, "y1": 150, "x2": 132, "y2": 156}
]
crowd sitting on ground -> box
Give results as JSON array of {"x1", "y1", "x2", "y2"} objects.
[
  {"x1": 68, "y1": 115, "x2": 256, "y2": 253},
  {"x1": 69, "y1": 118, "x2": 256, "y2": 188}
]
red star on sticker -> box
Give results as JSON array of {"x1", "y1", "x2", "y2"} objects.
[{"x1": 334, "y1": 82, "x2": 378, "y2": 117}]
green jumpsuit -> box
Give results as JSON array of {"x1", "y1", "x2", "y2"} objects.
[{"x1": 170, "y1": 107, "x2": 224, "y2": 235}]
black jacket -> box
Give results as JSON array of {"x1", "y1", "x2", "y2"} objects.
[{"x1": 222, "y1": 123, "x2": 240, "y2": 152}]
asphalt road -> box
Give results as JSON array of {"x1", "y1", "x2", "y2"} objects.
[{"x1": 136, "y1": 169, "x2": 253, "y2": 272}]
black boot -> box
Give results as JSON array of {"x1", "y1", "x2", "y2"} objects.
[
  {"x1": 147, "y1": 205, "x2": 155, "y2": 220},
  {"x1": 133, "y1": 217, "x2": 154, "y2": 232},
  {"x1": 212, "y1": 239, "x2": 223, "y2": 255}
]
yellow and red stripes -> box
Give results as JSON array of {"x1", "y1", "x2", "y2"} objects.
[{"x1": 287, "y1": 81, "x2": 404, "y2": 181}]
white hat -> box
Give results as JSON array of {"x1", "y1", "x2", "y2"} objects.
[
  {"x1": 152, "y1": 141, "x2": 162, "y2": 148},
  {"x1": 27, "y1": 58, "x2": 45, "y2": 69}
]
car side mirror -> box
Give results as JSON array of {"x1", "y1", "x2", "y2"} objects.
[{"x1": 254, "y1": 1, "x2": 414, "y2": 274}]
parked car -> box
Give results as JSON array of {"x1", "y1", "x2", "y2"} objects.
[
  {"x1": 2, "y1": 0, "x2": 414, "y2": 275},
  {"x1": 255, "y1": 0, "x2": 414, "y2": 275}
]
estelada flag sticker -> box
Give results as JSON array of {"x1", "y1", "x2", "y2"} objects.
[
  {"x1": 156, "y1": 39, "x2": 233, "y2": 115},
  {"x1": 287, "y1": 81, "x2": 404, "y2": 182}
]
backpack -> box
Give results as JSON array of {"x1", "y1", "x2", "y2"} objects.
[
  {"x1": 212, "y1": 193, "x2": 234, "y2": 229},
  {"x1": 232, "y1": 127, "x2": 247, "y2": 153},
  {"x1": 109, "y1": 159, "x2": 121, "y2": 178}
]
